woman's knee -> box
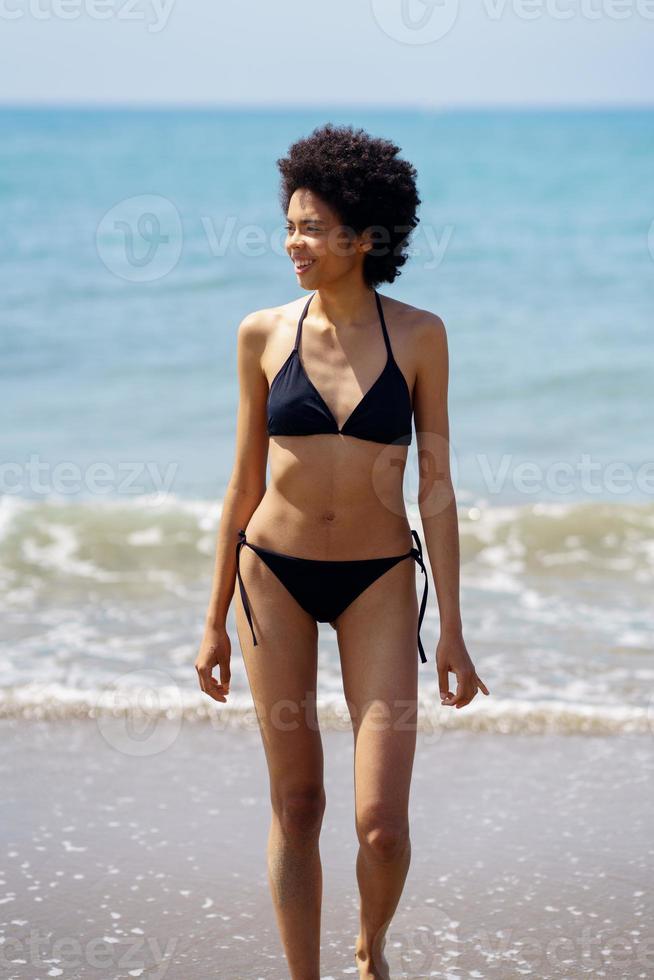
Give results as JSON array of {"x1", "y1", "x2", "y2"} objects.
[
  {"x1": 273, "y1": 784, "x2": 326, "y2": 838},
  {"x1": 356, "y1": 807, "x2": 410, "y2": 861}
]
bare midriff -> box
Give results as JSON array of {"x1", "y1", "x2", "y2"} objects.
[{"x1": 244, "y1": 435, "x2": 413, "y2": 560}]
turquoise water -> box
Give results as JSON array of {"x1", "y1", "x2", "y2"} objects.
[
  {"x1": 1, "y1": 107, "x2": 653, "y2": 728},
  {"x1": 3, "y1": 106, "x2": 653, "y2": 501}
]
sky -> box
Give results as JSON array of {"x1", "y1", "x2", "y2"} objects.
[{"x1": 1, "y1": 0, "x2": 653, "y2": 107}]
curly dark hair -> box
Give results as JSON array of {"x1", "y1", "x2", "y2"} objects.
[{"x1": 276, "y1": 123, "x2": 421, "y2": 288}]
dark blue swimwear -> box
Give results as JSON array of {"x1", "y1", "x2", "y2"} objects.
[{"x1": 236, "y1": 290, "x2": 429, "y2": 663}]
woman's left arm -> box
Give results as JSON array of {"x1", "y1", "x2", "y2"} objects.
[{"x1": 412, "y1": 311, "x2": 490, "y2": 709}]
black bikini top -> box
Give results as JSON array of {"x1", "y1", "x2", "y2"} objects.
[{"x1": 267, "y1": 290, "x2": 413, "y2": 445}]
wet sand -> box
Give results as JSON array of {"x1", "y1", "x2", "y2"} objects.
[{"x1": 1, "y1": 719, "x2": 653, "y2": 979}]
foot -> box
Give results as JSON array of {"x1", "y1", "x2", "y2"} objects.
[{"x1": 354, "y1": 934, "x2": 390, "y2": 980}]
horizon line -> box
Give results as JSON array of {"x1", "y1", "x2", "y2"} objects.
[{"x1": 1, "y1": 99, "x2": 653, "y2": 113}]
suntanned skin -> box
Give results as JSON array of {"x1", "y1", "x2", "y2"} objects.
[{"x1": 195, "y1": 187, "x2": 490, "y2": 980}]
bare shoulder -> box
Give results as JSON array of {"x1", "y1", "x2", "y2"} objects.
[
  {"x1": 237, "y1": 295, "x2": 306, "y2": 346},
  {"x1": 237, "y1": 298, "x2": 309, "y2": 386},
  {"x1": 380, "y1": 293, "x2": 446, "y2": 351},
  {"x1": 236, "y1": 305, "x2": 275, "y2": 350}
]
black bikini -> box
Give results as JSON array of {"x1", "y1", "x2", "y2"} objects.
[
  {"x1": 267, "y1": 289, "x2": 413, "y2": 445},
  {"x1": 236, "y1": 290, "x2": 429, "y2": 663}
]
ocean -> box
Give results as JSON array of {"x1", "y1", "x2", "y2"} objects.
[{"x1": 2, "y1": 106, "x2": 653, "y2": 735}]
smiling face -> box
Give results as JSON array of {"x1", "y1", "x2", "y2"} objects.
[{"x1": 284, "y1": 188, "x2": 371, "y2": 289}]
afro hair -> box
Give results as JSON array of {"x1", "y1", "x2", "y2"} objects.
[{"x1": 277, "y1": 123, "x2": 421, "y2": 288}]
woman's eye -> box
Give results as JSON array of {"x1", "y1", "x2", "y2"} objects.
[{"x1": 285, "y1": 224, "x2": 320, "y2": 233}]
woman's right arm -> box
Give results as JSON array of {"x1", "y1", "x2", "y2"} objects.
[{"x1": 195, "y1": 308, "x2": 271, "y2": 702}]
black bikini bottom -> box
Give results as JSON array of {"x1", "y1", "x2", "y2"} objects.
[{"x1": 235, "y1": 527, "x2": 429, "y2": 663}]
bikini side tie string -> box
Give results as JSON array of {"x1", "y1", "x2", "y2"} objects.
[
  {"x1": 410, "y1": 528, "x2": 429, "y2": 664},
  {"x1": 235, "y1": 529, "x2": 258, "y2": 646}
]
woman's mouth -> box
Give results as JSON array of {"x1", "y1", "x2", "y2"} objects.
[{"x1": 292, "y1": 257, "x2": 315, "y2": 275}]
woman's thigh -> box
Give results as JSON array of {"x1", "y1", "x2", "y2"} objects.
[
  {"x1": 234, "y1": 545, "x2": 324, "y2": 804},
  {"x1": 334, "y1": 557, "x2": 419, "y2": 829}
]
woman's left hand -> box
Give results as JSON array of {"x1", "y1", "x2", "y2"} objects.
[{"x1": 436, "y1": 629, "x2": 490, "y2": 709}]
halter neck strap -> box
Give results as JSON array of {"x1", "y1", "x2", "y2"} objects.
[
  {"x1": 293, "y1": 290, "x2": 391, "y2": 355},
  {"x1": 293, "y1": 293, "x2": 315, "y2": 350},
  {"x1": 374, "y1": 290, "x2": 393, "y2": 357}
]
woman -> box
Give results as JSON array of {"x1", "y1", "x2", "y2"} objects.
[{"x1": 195, "y1": 123, "x2": 489, "y2": 980}]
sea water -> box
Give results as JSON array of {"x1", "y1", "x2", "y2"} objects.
[{"x1": 2, "y1": 106, "x2": 653, "y2": 732}]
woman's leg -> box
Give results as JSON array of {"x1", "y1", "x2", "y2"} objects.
[
  {"x1": 234, "y1": 544, "x2": 325, "y2": 980},
  {"x1": 335, "y1": 556, "x2": 420, "y2": 980}
]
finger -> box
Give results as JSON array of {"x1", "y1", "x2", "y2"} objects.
[
  {"x1": 219, "y1": 662, "x2": 231, "y2": 693},
  {"x1": 204, "y1": 677, "x2": 227, "y2": 702},
  {"x1": 197, "y1": 667, "x2": 228, "y2": 701},
  {"x1": 451, "y1": 674, "x2": 476, "y2": 708},
  {"x1": 437, "y1": 663, "x2": 451, "y2": 700},
  {"x1": 476, "y1": 675, "x2": 490, "y2": 695},
  {"x1": 455, "y1": 676, "x2": 485, "y2": 708},
  {"x1": 195, "y1": 665, "x2": 207, "y2": 694},
  {"x1": 207, "y1": 674, "x2": 229, "y2": 692}
]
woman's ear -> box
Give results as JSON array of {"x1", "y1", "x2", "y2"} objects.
[{"x1": 358, "y1": 227, "x2": 374, "y2": 254}]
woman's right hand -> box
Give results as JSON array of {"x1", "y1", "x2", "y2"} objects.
[{"x1": 195, "y1": 623, "x2": 231, "y2": 703}]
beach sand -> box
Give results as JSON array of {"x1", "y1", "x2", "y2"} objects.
[{"x1": 1, "y1": 719, "x2": 652, "y2": 979}]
